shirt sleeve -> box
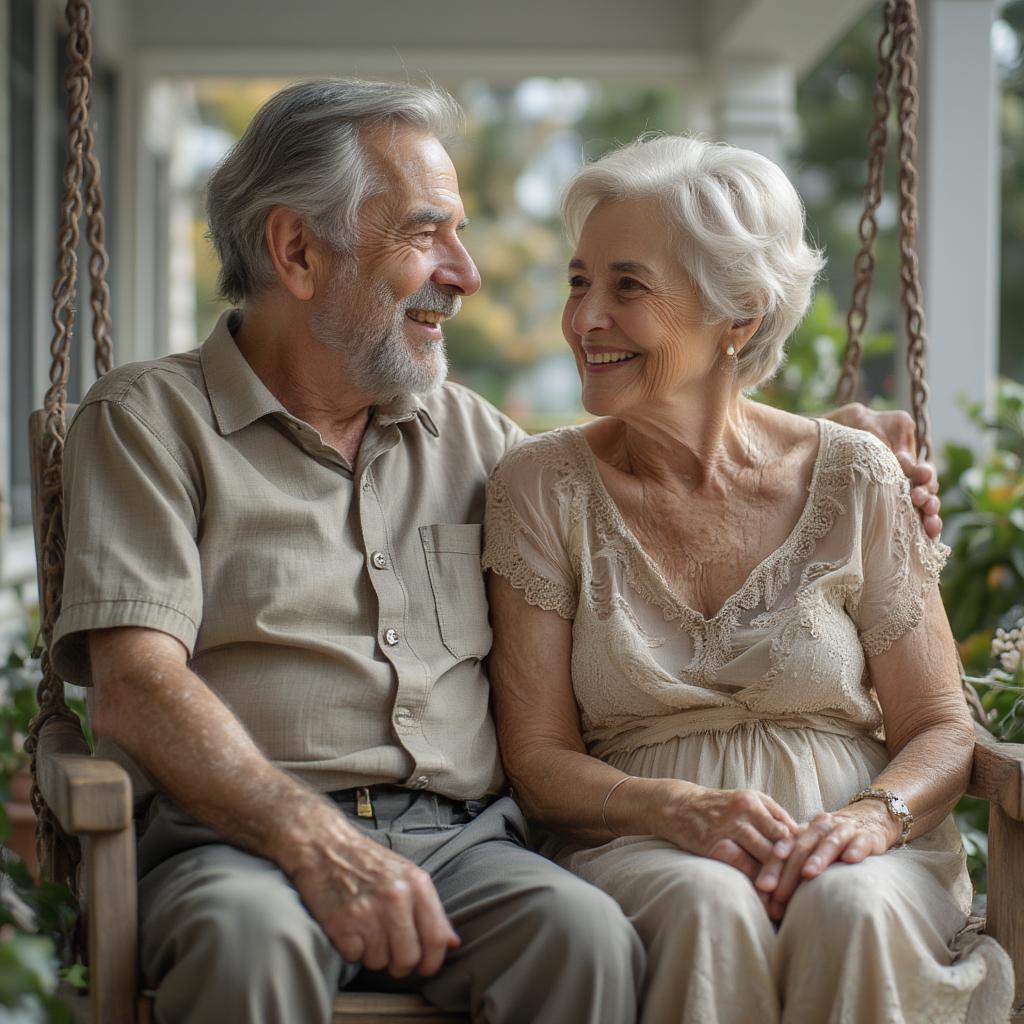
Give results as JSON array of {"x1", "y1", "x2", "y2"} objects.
[
  {"x1": 852, "y1": 448, "x2": 950, "y2": 658},
  {"x1": 52, "y1": 398, "x2": 203, "y2": 684},
  {"x1": 481, "y1": 438, "x2": 578, "y2": 620}
]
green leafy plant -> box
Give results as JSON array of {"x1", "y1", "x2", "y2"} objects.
[
  {"x1": 0, "y1": 598, "x2": 86, "y2": 1021},
  {"x1": 940, "y1": 379, "x2": 1024, "y2": 654},
  {"x1": 942, "y1": 379, "x2": 1024, "y2": 891}
]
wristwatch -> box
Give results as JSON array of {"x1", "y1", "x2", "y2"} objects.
[{"x1": 849, "y1": 788, "x2": 913, "y2": 847}]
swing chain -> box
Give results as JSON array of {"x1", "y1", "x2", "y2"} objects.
[
  {"x1": 26, "y1": 0, "x2": 112, "y2": 894},
  {"x1": 836, "y1": 0, "x2": 933, "y2": 463}
]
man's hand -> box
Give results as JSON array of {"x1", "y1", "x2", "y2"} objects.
[
  {"x1": 280, "y1": 807, "x2": 460, "y2": 978},
  {"x1": 826, "y1": 403, "x2": 942, "y2": 539},
  {"x1": 753, "y1": 800, "x2": 897, "y2": 921}
]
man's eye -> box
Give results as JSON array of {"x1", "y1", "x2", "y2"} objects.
[{"x1": 568, "y1": 275, "x2": 588, "y2": 288}]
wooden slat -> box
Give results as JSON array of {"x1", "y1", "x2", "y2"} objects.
[
  {"x1": 133, "y1": 991, "x2": 467, "y2": 1023},
  {"x1": 36, "y1": 751, "x2": 132, "y2": 834},
  {"x1": 987, "y1": 806, "x2": 1024, "y2": 1012},
  {"x1": 332, "y1": 993, "x2": 466, "y2": 1022},
  {"x1": 968, "y1": 724, "x2": 1024, "y2": 820},
  {"x1": 85, "y1": 829, "x2": 139, "y2": 1024}
]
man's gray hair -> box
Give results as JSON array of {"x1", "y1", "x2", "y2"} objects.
[
  {"x1": 206, "y1": 78, "x2": 465, "y2": 303},
  {"x1": 561, "y1": 135, "x2": 824, "y2": 390}
]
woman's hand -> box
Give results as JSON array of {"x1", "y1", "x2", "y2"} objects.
[
  {"x1": 659, "y1": 784, "x2": 798, "y2": 883},
  {"x1": 754, "y1": 800, "x2": 900, "y2": 920}
]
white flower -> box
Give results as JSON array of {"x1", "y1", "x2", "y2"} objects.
[{"x1": 1000, "y1": 648, "x2": 1022, "y2": 673}]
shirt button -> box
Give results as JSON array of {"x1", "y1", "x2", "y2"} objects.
[
  {"x1": 395, "y1": 705, "x2": 412, "y2": 720},
  {"x1": 412, "y1": 776, "x2": 430, "y2": 789},
  {"x1": 371, "y1": 551, "x2": 389, "y2": 570},
  {"x1": 362, "y1": 477, "x2": 372, "y2": 492},
  {"x1": 383, "y1": 628, "x2": 400, "y2": 646}
]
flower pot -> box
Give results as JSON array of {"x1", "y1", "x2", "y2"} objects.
[{"x1": 4, "y1": 766, "x2": 39, "y2": 880}]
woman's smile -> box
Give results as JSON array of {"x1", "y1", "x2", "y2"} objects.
[{"x1": 583, "y1": 347, "x2": 642, "y2": 371}]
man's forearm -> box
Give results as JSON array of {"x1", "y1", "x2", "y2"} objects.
[{"x1": 90, "y1": 631, "x2": 355, "y2": 874}]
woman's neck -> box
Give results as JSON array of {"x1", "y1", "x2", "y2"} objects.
[{"x1": 610, "y1": 385, "x2": 764, "y2": 493}]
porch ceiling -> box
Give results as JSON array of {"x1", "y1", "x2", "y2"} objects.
[{"x1": 114, "y1": 0, "x2": 876, "y2": 80}]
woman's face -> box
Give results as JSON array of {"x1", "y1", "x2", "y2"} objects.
[{"x1": 561, "y1": 198, "x2": 726, "y2": 418}]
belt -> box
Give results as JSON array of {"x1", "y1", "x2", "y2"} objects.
[{"x1": 329, "y1": 784, "x2": 488, "y2": 821}]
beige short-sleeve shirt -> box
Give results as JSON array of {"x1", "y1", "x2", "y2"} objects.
[{"x1": 53, "y1": 311, "x2": 525, "y2": 801}]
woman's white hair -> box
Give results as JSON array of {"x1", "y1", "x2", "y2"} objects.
[
  {"x1": 561, "y1": 135, "x2": 825, "y2": 390},
  {"x1": 206, "y1": 78, "x2": 464, "y2": 304}
]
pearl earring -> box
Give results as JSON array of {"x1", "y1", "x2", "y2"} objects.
[{"x1": 725, "y1": 344, "x2": 736, "y2": 357}]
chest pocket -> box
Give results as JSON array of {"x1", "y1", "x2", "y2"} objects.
[{"x1": 419, "y1": 523, "x2": 493, "y2": 660}]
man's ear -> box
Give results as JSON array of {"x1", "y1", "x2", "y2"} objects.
[{"x1": 264, "y1": 206, "x2": 332, "y2": 302}]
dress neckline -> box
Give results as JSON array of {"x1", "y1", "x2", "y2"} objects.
[{"x1": 565, "y1": 418, "x2": 833, "y2": 626}]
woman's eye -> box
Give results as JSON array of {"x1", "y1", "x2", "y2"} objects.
[{"x1": 618, "y1": 277, "x2": 643, "y2": 290}]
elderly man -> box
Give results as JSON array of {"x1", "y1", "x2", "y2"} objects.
[{"x1": 52, "y1": 79, "x2": 940, "y2": 1024}]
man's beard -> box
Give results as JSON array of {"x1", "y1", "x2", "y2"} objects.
[{"x1": 311, "y1": 270, "x2": 459, "y2": 401}]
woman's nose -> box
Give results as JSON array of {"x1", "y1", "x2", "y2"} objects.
[{"x1": 572, "y1": 290, "x2": 613, "y2": 334}]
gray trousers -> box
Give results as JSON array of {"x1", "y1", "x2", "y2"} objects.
[{"x1": 136, "y1": 790, "x2": 644, "y2": 1024}]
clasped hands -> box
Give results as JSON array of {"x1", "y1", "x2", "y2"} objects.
[{"x1": 669, "y1": 786, "x2": 900, "y2": 921}]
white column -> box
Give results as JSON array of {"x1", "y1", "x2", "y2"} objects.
[
  {"x1": 917, "y1": 0, "x2": 1000, "y2": 455},
  {"x1": 711, "y1": 59, "x2": 797, "y2": 168}
]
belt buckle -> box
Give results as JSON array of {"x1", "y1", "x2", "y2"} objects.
[{"x1": 356, "y1": 787, "x2": 374, "y2": 819}]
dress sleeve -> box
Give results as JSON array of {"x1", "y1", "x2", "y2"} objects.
[
  {"x1": 52, "y1": 398, "x2": 203, "y2": 684},
  {"x1": 482, "y1": 439, "x2": 578, "y2": 620},
  {"x1": 853, "y1": 448, "x2": 950, "y2": 658}
]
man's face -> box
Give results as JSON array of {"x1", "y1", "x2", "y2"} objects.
[{"x1": 311, "y1": 126, "x2": 481, "y2": 400}]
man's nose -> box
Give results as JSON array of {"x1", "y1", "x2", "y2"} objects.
[{"x1": 433, "y1": 239, "x2": 481, "y2": 297}]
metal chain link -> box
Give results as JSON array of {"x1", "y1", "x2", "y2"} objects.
[
  {"x1": 892, "y1": 0, "x2": 933, "y2": 461},
  {"x1": 25, "y1": 0, "x2": 112, "y2": 895},
  {"x1": 836, "y1": 0, "x2": 898, "y2": 406}
]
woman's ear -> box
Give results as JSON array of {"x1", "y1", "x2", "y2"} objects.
[{"x1": 725, "y1": 312, "x2": 765, "y2": 355}]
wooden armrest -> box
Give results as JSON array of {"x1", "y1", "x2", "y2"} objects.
[
  {"x1": 35, "y1": 721, "x2": 139, "y2": 1020},
  {"x1": 967, "y1": 721, "x2": 1024, "y2": 821},
  {"x1": 36, "y1": 720, "x2": 132, "y2": 835}
]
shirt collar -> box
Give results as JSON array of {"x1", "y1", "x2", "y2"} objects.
[
  {"x1": 201, "y1": 311, "x2": 287, "y2": 435},
  {"x1": 199, "y1": 309, "x2": 440, "y2": 438}
]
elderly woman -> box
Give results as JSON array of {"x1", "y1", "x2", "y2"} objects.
[{"x1": 481, "y1": 136, "x2": 1013, "y2": 1023}]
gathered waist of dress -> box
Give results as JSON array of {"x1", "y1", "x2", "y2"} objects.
[{"x1": 586, "y1": 706, "x2": 874, "y2": 761}]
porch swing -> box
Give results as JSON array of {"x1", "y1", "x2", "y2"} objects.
[{"x1": 21, "y1": 1, "x2": 1024, "y2": 1022}]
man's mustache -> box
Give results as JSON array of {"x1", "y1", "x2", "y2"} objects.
[{"x1": 400, "y1": 283, "x2": 462, "y2": 320}]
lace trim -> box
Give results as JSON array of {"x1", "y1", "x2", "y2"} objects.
[
  {"x1": 567, "y1": 422, "x2": 847, "y2": 684},
  {"x1": 485, "y1": 422, "x2": 945, "y2": 670},
  {"x1": 482, "y1": 471, "x2": 578, "y2": 619}
]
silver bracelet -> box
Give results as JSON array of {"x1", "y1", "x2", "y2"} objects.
[{"x1": 601, "y1": 776, "x2": 634, "y2": 838}]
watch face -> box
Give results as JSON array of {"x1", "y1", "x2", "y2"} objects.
[{"x1": 890, "y1": 796, "x2": 910, "y2": 817}]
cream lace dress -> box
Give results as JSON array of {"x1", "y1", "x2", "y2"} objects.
[{"x1": 482, "y1": 419, "x2": 1013, "y2": 1024}]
